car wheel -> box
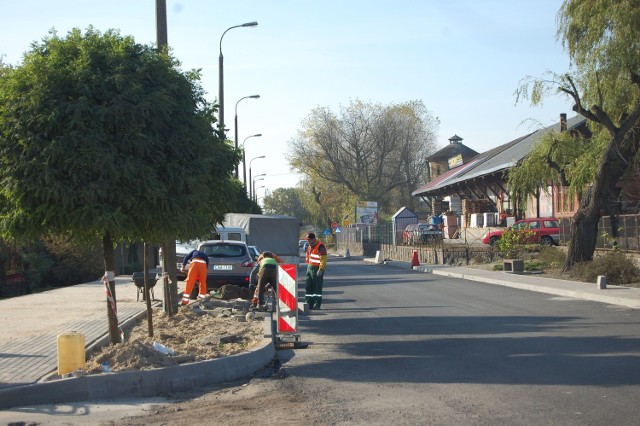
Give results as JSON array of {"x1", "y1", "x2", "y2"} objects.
[
  {"x1": 541, "y1": 235, "x2": 554, "y2": 246},
  {"x1": 490, "y1": 236, "x2": 500, "y2": 246}
]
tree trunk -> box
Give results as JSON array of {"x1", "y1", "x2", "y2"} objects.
[
  {"x1": 564, "y1": 188, "x2": 600, "y2": 269},
  {"x1": 565, "y1": 130, "x2": 640, "y2": 269},
  {"x1": 102, "y1": 231, "x2": 120, "y2": 345},
  {"x1": 162, "y1": 241, "x2": 178, "y2": 315},
  {"x1": 144, "y1": 242, "x2": 154, "y2": 337}
]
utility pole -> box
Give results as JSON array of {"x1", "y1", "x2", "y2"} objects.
[
  {"x1": 156, "y1": 0, "x2": 178, "y2": 315},
  {"x1": 156, "y1": 0, "x2": 168, "y2": 50}
]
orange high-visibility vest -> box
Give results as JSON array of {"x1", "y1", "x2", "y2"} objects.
[{"x1": 306, "y1": 242, "x2": 325, "y2": 266}]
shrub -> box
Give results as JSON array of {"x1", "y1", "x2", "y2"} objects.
[
  {"x1": 496, "y1": 228, "x2": 540, "y2": 258},
  {"x1": 569, "y1": 252, "x2": 640, "y2": 285},
  {"x1": 536, "y1": 246, "x2": 566, "y2": 269}
]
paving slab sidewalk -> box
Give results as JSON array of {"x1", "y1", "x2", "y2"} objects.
[{"x1": 0, "y1": 275, "x2": 162, "y2": 389}]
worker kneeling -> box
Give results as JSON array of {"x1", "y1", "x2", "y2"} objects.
[{"x1": 250, "y1": 251, "x2": 283, "y2": 311}]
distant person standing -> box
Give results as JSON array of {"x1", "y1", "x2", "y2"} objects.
[
  {"x1": 304, "y1": 232, "x2": 327, "y2": 310},
  {"x1": 180, "y1": 249, "x2": 209, "y2": 305}
]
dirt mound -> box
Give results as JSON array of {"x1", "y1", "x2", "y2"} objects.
[
  {"x1": 218, "y1": 284, "x2": 253, "y2": 300},
  {"x1": 81, "y1": 295, "x2": 266, "y2": 375}
]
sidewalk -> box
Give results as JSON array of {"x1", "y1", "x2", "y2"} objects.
[
  {"x1": 420, "y1": 264, "x2": 640, "y2": 309},
  {"x1": 367, "y1": 256, "x2": 640, "y2": 310},
  {"x1": 0, "y1": 275, "x2": 158, "y2": 389},
  {"x1": 0, "y1": 274, "x2": 275, "y2": 410}
]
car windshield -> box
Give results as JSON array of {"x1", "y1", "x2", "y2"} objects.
[{"x1": 201, "y1": 244, "x2": 246, "y2": 258}]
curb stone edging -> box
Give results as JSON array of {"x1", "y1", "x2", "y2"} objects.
[
  {"x1": 0, "y1": 316, "x2": 275, "y2": 410},
  {"x1": 415, "y1": 266, "x2": 640, "y2": 310}
]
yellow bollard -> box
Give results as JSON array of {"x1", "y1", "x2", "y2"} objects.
[{"x1": 57, "y1": 331, "x2": 85, "y2": 376}]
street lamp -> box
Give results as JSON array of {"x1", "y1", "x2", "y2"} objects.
[
  {"x1": 234, "y1": 95, "x2": 260, "y2": 178},
  {"x1": 242, "y1": 133, "x2": 262, "y2": 187},
  {"x1": 249, "y1": 173, "x2": 266, "y2": 200},
  {"x1": 218, "y1": 21, "x2": 258, "y2": 132},
  {"x1": 248, "y1": 157, "x2": 265, "y2": 198},
  {"x1": 253, "y1": 185, "x2": 266, "y2": 204},
  {"x1": 255, "y1": 186, "x2": 266, "y2": 202}
]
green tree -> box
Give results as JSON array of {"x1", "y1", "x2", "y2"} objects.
[
  {"x1": 508, "y1": 128, "x2": 594, "y2": 209},
  {"x1": 228, "y1": 179, "x2": 262, "y2": 214},
  {"x1": 0, "y1": 28, "x2": 238, "y2": 342},
  {"x1": 515, "y1": 0, "x2": 640, "y2": 269},
  {"x1": 288, "y1": 99, "x2": 439, "y2": 216},
  {"x1": 262, "y1": 187, "x2": 307, "y2": 219}
]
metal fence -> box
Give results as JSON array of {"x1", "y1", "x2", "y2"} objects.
[
  {"x1": 336, "y1": 214, "x2": 640, "y2": 265},
  {"x1": 558, "y1": 214, "x2": 640, "y2": 252},
  {"x1": 335, "y1": 222, "x2": 502, "y2": 265}
]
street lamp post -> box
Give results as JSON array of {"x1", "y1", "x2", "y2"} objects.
[
  {"x1": 218, "y1": 21, "x2": 258, "y2": 133},
  {"x1": 248, "y1": 157, "x2": 265, "y2": 198},
  {"x1": 234, "y1": 95, "x2": 260, "y2": 178},
  {"x1": 255, "y1": 186, "x2": 266, "y2": 203},
  {"x1": 252, "y1": 177, "x2": 265, "y2": 202},
  {"x1": 242, "y1": 133, "x2": 262, "y2": 187}
]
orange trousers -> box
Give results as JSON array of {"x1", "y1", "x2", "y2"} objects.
[{"x1": 181, "y1": 260, "x2": 208, "y2": 304}]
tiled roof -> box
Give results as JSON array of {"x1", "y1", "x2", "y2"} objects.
[
  {"x1": 426, "y1": 142, "x2": 479, "y2": 161},
  {"x1": 413, "y1": 114, "x2": 587, "y2": 197}
]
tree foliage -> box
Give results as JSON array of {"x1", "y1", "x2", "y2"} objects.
[
  {"x1": 508, "y1": 127, "x2": 596, "y2": 203},
  {"x1": 288, "y1": 99, "x2": 439, "y2": 216},
  {"x1": 262, "y1": 187, "x2": 306, "y2": 218},
  {"x1": 301, "y1": 176, "x2": 360, "y2": 228},
  {"x1": 0, "y1": 28, "x2": 239, "y2": 245},
  {"x1": 514, "y1": 0, "x2": 640, "y2": 268}
]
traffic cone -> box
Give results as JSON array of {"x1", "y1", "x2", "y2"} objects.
[
  {"x1": 411, "y1": 250, "x2": 420, "y2": 267},
  {"x1": 344, "y1": 248, "x2": 351, "y2": 258}
]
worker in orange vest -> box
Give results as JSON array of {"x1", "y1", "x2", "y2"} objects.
[
  {"x1": 180, "y1": 249, "x2": 209, "y2": 305},
  {"x1": 304, "y1": 232, "x2": 327, "y2": 310}
]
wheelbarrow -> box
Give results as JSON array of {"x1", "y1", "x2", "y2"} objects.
[{"x1": 131, "y1": 272, "x2": 159, "y2": 301}]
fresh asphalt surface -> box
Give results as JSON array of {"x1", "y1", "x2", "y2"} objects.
[
  {"x1": 2, "y1": 255, "x2": 640, "y2": 424},
  {"x1": 285, "y1": 257, "x2": 640, "y2": 424}
]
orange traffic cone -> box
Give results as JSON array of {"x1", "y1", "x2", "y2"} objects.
[{"x1": 411, "y1": 250, "x2": 420, "y2": 267}]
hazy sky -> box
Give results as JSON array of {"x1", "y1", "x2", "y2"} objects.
[{"x1": 1, "y1": 0, "x2": 574, "y2": 196}]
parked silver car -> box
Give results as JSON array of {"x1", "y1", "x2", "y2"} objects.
[
  {"x1": 197, "y1": 240, "x2": 255, "y2": 288},
  {"x1": 403, "y1": 223, "x2": 443, "y2": 244}
]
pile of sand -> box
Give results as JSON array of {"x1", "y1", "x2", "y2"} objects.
[{"x1": 84, "y1": 294, "x2": 266, "y2": 375}]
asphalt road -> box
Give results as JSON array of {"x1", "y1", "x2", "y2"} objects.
[
  {"x1": 283, "y1": 257, "x2": 640, "y2": 425},
  {"x1": 3, "y1": 256, "x2": 640, "y2": 425}
]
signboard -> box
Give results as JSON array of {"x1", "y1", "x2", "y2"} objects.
[
  {"x1": 355, "y1": 201, "x2": 379, "y2": 224},
  {"x1": 277, "y1": 264, "x2": 298, "y2": 334},
  {"x1": 448, "y1": 154, "x2": 463, "y2": 169}
]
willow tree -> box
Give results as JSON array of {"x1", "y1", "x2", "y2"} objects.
[
  {"x1": 0, "y1": 28, "x2": 238, "y2": 343},
  {"x1": 515, "y1": 0, "x2": 640, "y2": 269},
  {"x1": 288, "y1": 99, "x2": 439, "y2": 217}
]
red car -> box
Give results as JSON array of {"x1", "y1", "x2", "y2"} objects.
[{"x1": 481, "y1": 218, "x2": 560, "y2": 246}]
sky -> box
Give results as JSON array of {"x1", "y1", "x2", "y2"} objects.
[{"x1": 1, "y1": 0, "x2": 574, "y2": 198}]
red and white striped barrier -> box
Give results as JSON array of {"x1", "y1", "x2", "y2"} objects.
[{"x1": 277, "y1": 264, "x2": 298, "y2": 334}]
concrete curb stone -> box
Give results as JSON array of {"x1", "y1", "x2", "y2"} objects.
[{"x1": 0, "y1": 316, "x2": 275, "y2": 410}]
